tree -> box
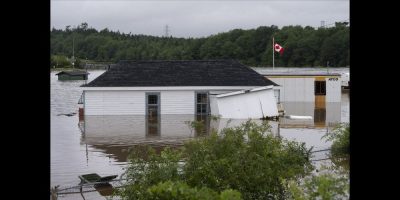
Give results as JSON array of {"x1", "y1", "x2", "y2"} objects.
[{"x1": 51, "y1": 23, "x2": 349, "y2": 67}]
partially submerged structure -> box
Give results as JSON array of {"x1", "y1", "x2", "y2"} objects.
[
  {"x1": 263, "y1": 72, "x2": 342, "y2": 103},
  {"x1": 81, "y1": 60, "x2": 279, "y2": 119},
  {"x1": 262, "y1": 72, "x2": 342, "y2": 128},
  {"x1": 211, "y1": 86, "x2": 278, "y2": 119},
  {"x1": 56, "y1": 70, "x2": 89, "y2": 80}
]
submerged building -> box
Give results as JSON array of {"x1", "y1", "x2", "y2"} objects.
[
  {"x1": 263, "y1": 72, "x2": 342, "y2": 103},
  {"x1": 81, "y1": 60, "x2": 279, "y2": 119},
  {"x1": 263, "y1": 72, "x2": 343, "y2": 128},
  {"x1": 56, "y1": 71, "x2": 89, "y2": 80}
]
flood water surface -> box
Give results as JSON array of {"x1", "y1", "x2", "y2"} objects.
[{"x1": 51, "y1": 69, "x2": 349, "y2": 199}]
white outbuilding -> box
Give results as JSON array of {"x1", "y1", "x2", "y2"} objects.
[
  {"x1": 81, "y1": 60, "x2": 279, "y2": 119},
  {"x1": 263, "y1": 72, "x2": 342, "y2": 104}
]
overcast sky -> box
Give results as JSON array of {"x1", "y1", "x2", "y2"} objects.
[{"x1": 51, "y1": 0, "x2": 349, "y2": 38}]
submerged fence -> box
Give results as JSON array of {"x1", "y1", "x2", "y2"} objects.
[{"x1": 51, "y1": 178, "x2": 132, "y2": 199}]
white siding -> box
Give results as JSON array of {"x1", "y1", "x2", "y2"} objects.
[
  {"x1": 268, "y1": 77, "x2": 341, "y2": 102},
  {"x1": 295, "y1": 78, "x2": 305, "y2": 102},
  {"x1": 304, "y1": 79, "x2": 315, "y2": 102},
  {"x1": 326, "y1": 78, "x2": 341, "y2": 102},
  {"x1": 270, "y1": 79, "x2": 285, "y2": 101},
  {"x1": 269, "y1": 78, "x2": 315, "y2": 102},
  {"x1": 85, "y1": 91, "x2": 145, "y2": 115},
  {"x1": 209, "y1": 90, "x2": 238, "y2": 116},
  {"x1": 216, "y1": 87, "x2": 278, "y2": 119},
  {"x1": 84, "y1": 87, "x2": 275, "y2": 115},
  {"x1": 161, "y1": 91, "x2": 195, "y2": 114}
]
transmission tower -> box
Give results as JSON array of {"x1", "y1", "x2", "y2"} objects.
[
  {"x1": 320, "y1": 21, "x2": 325, "y2": 28},
  {"x1": 165, "y1": 25, "x2": 169, "y2": 37}
]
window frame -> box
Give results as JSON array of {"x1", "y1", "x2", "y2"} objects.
[
  {"x1": 314, "y1": 81, "x2": 326, "y2": 96},
  {"x1": 195, "y1": 91, "x2": 209, "y2": 115},
  {"x1": 145, "y1": 92, "x2": 160, "y2": 116}
]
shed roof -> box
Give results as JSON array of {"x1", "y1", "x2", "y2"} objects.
[
  {"x1": 56, "y1": 71, "x2": 89, "y2": 76},
  {"x1": 84, "y1": 60, "x2": 278, "y2": 87}
]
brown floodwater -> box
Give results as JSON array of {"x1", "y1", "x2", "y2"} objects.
[{"x1": 51, "y1": 68, "x2": 349, "y2": 199}]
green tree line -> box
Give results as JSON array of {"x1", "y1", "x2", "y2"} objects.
[{"x1": 51, "y1": 22, "x2": 349, "y2": 67}]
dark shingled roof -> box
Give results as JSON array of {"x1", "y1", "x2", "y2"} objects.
[
  {"x1": 84, "y1": 60, "x2": 278, "y2": 87},
  {"x1": 56, "y1": 71, "x2": 89, "y2": 76}
]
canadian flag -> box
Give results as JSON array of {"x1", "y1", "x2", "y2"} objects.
[{"x1": 274, "y1": 43, "x2": 284, "y2": 55}]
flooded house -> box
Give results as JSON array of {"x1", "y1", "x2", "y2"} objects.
[
  {"x1": 80, "y1": 60, "x2": 279, "y2": 119},
  {"x1": 263, "y1": 72, "x2": 342, "y2": 128},
  {"x1": 56, "y1": 70, "x2": 89, "y2": 80},
  {"x1": 263, "y1": 72, "x2": 342, "y2": 103}
]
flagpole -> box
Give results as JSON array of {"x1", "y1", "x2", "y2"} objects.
[{"x1": 272, "y1": 36, "x2": 275, "y2": 71}]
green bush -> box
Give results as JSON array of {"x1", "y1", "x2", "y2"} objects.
[
  {"x1": 183, "y1": 121, "x2": 313, "y2": 199},
  {"x1": 285, "y1": 171, "x2": 349, "y2": 200},
  {"x1": 323, "y1": 123, "x2": 350, "y2": 154},
  {"x1": 145, "y1": 181, "x2": 242, "y2": 200},
  {"x1": 116, "y1": 120, "x2": 313, "y2": 200}
]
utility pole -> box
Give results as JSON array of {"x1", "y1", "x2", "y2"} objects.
[
  {"x1": 72, "y1": 35, "x2": 75, "y2": 69},
  {"x1": 272, "y1": 36, "x2": 275, "y2": 70},
  {"x1": 327, "y1": 61, "x2": 329, "y2": 74},
  {"x1": 85, "y1": 57, "x2": 88, "y2": 85}
]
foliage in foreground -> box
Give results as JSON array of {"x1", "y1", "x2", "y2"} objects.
[
  {"x1": 283, "y1": 122, "x2": 350, "y2": 200},
  {"x1": 115, "y1": 120, "x2": 313, "y2": 200},
  {"x1": 285, "y1": 165, "x2": 349, "y2": 200},
  {"x1": 323, "y1": 123, "x2": 350, "y2": 155},
  {"x1": 146, "y1": 181, "x2": 242, "y2": 200}
]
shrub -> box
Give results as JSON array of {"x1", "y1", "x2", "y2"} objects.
[
  {"x1": 323, "y1": 123, "x2": 350, "y2": 154},
  {"x1": 146, "y1": 181, "x2": 242, "y2": 200},
  {"x1": 116, "y1": 120, "x2": 313, "y2": 200},
  {"x1": 285, "y1": 170, "x2": 349, "y2": 200}
]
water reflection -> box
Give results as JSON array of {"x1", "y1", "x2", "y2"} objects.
[
  {"x1": 80, "y1": 114, "x2": 280, "y2": 162},
  {"x1": 279, "y1": 102, "x2": 341, "y2": 129},
  {"x1": 79, "y1": 104, "x2": 342, "y2": 165},
  {"x1": 146, "y1": 114, "x2": 160, "y2": 137},
  {"x1": 78, "y1": 100, "x2": 344, "y2": 168}
]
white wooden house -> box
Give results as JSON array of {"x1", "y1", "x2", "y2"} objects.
[{"x1": 81, "y1": 60, "x2": 279, "y2": 118}]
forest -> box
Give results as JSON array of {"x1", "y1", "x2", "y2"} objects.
[{"x1": 51, "y1": 22, "x2": 349, "y2": 68}]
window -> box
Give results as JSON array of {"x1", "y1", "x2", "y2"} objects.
[
  {"x1": 146, "y1": 93, "x2": 160, "y2": 117},
  {"x1": 196, "y1": 92, "x2": 209, "y2": 115},
  {"x1": 315, "y1": 81, "x2": 326, "y2": 95},
  {"x1": 148, "y1": 95, "x2": 158, "y2": 105}
]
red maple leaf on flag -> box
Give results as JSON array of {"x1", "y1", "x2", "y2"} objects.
[{"x1": 274, "y1": 43, "x2": 284, "y2": 56}]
